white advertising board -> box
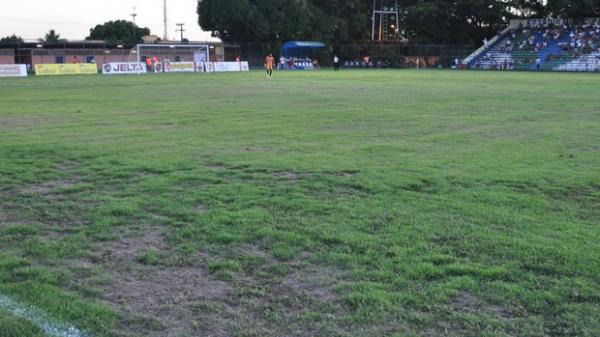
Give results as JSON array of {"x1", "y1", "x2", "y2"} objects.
[
  {"x1": 102, "y1": 62, "x2": 147, "y2": 75},
  {"x1": 0, "y1": 64, "x2": 27, "y2": 78},
  {"x1": 212, "y1": 62, "x2": 250, "y2": 72}
]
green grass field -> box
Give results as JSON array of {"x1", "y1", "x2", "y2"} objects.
[{"x1": 0, "y1": 70, "x2": 599, "y2": 337}]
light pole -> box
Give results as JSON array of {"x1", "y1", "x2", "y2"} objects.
[{"x1": 163, "y1": 0, "x2": 168, "y2": 40}]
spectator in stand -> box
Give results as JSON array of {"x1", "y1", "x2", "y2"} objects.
[
  {"x1": 279, "y1": 56, "x2": 285, "y2": 70},
  {"x1": 363, "y1": 55, "x2": 371, "y2": 68}
]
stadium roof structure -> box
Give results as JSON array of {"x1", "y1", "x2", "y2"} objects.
[{"x1": 280, "y1": 41, "x2": 326, "y2": 57}]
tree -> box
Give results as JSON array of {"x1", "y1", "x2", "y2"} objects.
[
  {"x1": 0, "y1": 35, "x2": 24, "y2": 44},
  {"x1": 197, "y1": 0, "x2": 371, "y2": 43},
  {"x1": 42, "y1": 29, "x2": 63, "y2": 43},
  {"x1": 395, "y1": 0, "x2": 514, "y2": 45},
  {"x1": 196, "y1": 0, "x2": 587, "y2": 46},
  {"x1": 87, "y1": 20, "x2": 151, "y2": 44}
]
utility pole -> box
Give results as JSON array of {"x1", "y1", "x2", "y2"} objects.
[
  {"x1": 130, "y1": 6, "x2": 137, "y2": 25},
  {"x1": 163, "y1": 0, "x2": 168, "y2": 40},
  {"x1": 176, "y1": 23, "x2": 186, "y2": 42}
]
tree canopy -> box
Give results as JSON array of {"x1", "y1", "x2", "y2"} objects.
[
  {"x1": 41, "y1": 29, "x2": 63, "y2": 43},
  {"x1": 197, "y1": 0, "x2": 371, "y2": 43},
  {"x1": 197, "y1": 0, "x2": 600, "y2": 45},
  {"x1": 0, "y1": 35, "x2": 24, "y2": 44},
  {"x1": 87, "y1": 20, "x2": 151, "y2": 44}
]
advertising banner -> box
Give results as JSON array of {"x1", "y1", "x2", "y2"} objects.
[
  {"x1": 164, "y1": 62, "x2": 195, "y2": 73},
  {"x1": 210, "y1": 62, "x2": 250, "y2": 72},
  {"x1": 102, "y1": 62, "x2": 147, "y2": 75},
  {"x1": 0, "y1": 64, "x2": 27, "y2": 78},
  {"x1": 526, "y1": 18, "x2": 567, "y2": 27},
  {"x1": 35, "y1": 64, "x2": 97, "y2": 76}
]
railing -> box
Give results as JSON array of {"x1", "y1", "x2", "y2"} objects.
[{"x1": 463, "y1": 25, "x2": 515, "y2": 65}]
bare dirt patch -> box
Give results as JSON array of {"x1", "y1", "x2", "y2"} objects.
[
  {"x1": 95, "y1": 228, "x2": 169, "y2": 261},
  {"x1": 280, "y1": 265, "x2": 341, "y2": 302},
  {"x1": 336, "y1": 171, "x2": 359, "y2": 178},
  {"x1": 206, "y1": 163, "x2": 226, "y2": 170},
  {"x1": 271, "y1": 171, "x2": 312, "y2": 181},
  {"x1": 105, "y1": 265, "x2": 232, "y2": 337},
  {"x1": 451, "y1": 292, "x2": 514, "y2": 321},
  {"x1": 422, "y1": 293, "x2": 518, "y2": 337},
  {"x1": 18, "y1": 160, "x2": 83, "y2": 196},
  {"x1": 243, "y1": 146, "x2": 272, "y2": 152},
  {"x1": 148, "y1": 213, "x2": 170, "y2": 223},
  {"x1": 195, "y1": 204, "x2": 207, "y2": 214},
  {"x1": 82, "y1": 228, "x2": 234, "y2": 337},
  {"x1": 19, "y1": 178, "x2": 81, "y2": 196},
  {"x1": 79, "y1": 233, "x2": 348, "y2": 337}
]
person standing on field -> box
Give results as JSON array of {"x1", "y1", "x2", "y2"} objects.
[
  {"x1": 265, "y1": 53, "x2": 275, "y2": 77},
  {"x1": 152, "y1": 56, "x2": 160, "y2": 72},
  {"x1": 333, "y1": 55, "x2": 340, "y2": 71}
]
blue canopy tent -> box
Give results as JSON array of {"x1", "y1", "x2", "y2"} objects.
[
  {"x1": 280, "y1": 41, "x2": 326, "y2": 58},
  {"x1": 280, "y1": 41, "x2": 326, "y2": 70}
]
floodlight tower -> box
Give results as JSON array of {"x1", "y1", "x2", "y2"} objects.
[
  {"x1": 371, "y1": 0, "x2": 400, "y2": 41},
  {"x1": 130, "y1": 6, "x2": 137, "y2": 25},
  {"x1": 163, "y1": 0, "x2": 168, "y2": 40}
]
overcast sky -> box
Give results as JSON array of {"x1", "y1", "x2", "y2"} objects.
[{"x1": 0, "y1": 0, "x2": 217, "y2": 41}]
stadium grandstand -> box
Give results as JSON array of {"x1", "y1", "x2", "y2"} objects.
[{"x1": 464, "y1": 18, "x2": 600, "y2": 72}]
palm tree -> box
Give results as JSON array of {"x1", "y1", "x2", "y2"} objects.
[{"x1": 42, "y1": 29, "x2": 62, "y2": 43}]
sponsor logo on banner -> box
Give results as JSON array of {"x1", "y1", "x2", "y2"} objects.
[
  {"x1": 35, "y1": 64, "x2": 97, "y2": 76},
  {"x1": 102, "y1": 62, "x2": 147, "y2": 75},
  {"x1": 165, "y1": 62, "x2": 195, "y2": 73},
  {"x1": 0, "y1": 64, "x2": 27, "y2": 78}
]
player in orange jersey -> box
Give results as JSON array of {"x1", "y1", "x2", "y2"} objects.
[{"x1": 264, "y1": 53, "x2": 275, "y2": 77}]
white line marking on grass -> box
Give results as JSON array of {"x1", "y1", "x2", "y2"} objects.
[{"x1": 0, "y1": 294, "x2": 89, "y2": 337}]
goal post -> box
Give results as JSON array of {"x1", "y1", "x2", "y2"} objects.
[{"x1": 130, "y1": 44, "x2": 210, "y2": 71}]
